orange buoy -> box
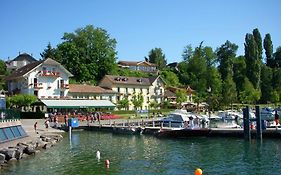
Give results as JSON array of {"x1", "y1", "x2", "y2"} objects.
[{"x1": 194, "y1": 168, "x2": 203, "y2": 175}]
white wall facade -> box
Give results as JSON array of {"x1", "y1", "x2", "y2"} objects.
[{"x1": 8, "y1": 64, "x2": 70, "y2": 99}]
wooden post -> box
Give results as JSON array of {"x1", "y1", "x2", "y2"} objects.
[
  {"x1": 152, "y1": 119, "x2": 155, "y2": 127},
  {"x1": 243, "y1": 106, "x2": 251, "y2": 140},
  {"x1": 256, "y1": 106, "x2": 262, "y2": 140}
]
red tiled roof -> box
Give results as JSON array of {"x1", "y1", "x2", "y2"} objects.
[{"x1": 69, "y1": 84, "x2": 117, "y2": 94}]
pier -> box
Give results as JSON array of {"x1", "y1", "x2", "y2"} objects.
[{"x1": 73, "y1": 117, "x2": 281, "y2": 139}]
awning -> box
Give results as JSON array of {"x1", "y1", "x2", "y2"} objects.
[{"x1": 40, "y1": 99, "x2": 116, "y2": 109}]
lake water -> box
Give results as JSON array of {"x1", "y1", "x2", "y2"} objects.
[{"x1": 1, "y1": 130, "x2": 281, "y2": 175}]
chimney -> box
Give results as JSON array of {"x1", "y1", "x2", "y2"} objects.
[{"x1": 19, "y1": 51, "x2": 21, "y2": 55}]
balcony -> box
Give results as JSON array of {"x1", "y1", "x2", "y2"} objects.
[
  {"x1": 40, "y1": 70, "x2": 60, "y2": 77},
  {"x1": 34, "y1": 83, "x2": 43, "y2": 89},
  {"x1": 60, "y1": 84, "x2": 69, "y2": 89}
]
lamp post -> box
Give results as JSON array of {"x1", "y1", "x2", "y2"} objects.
[{"x1": 207, "y1": 87, "x2": 212, "y2": 127}]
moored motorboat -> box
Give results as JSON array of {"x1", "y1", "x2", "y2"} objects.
[
  {"x1": 112, "y1": 126, "x2": 143, "y2": 135},
  {"x1": 154, "y1": 127, "x2": 211, "y2": 138}
]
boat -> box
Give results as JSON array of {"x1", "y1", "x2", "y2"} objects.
[
  {"x1": 154, "y1": 127, "x2": 211, "y2": 138},
  {"x1": 158, "y1": 109, "x2": 197, "y2": 128},
  {"x1": 112, "y1": 126, "x2": 143, "y2": 135}
]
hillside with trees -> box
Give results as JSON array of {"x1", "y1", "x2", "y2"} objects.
[{"x1": 37, "y1": 26, "x2": 281, "y2": 108}]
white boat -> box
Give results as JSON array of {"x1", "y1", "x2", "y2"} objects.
[
  {"x1": 217, "y1": 110, "x2": 243, "y2": 120},
  {"x1": 160, "y1": 110, "x2": 206, "y2": 128}
]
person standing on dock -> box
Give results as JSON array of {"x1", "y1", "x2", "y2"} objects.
[
  {"x1": 275, "y1": 111, "x2": 279, "y2": 130},
  {"x1": 34, "y1": 121, "x2": 38, "y2": 133}
]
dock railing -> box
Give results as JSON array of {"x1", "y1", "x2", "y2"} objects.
[{"x1": 0, "y1": 109, "x2": 21, "y2": 122}]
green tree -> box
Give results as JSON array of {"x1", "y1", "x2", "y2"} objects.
[
  {"x1": 244, "y1": 33, "x2": 261, "y2": 89},
  {"x1": 217, "y1": 40, "x2": 238, "y2": 81},
  {"x1": 7, "y1": 94, "x2": 37, "y2": 111},
  {"x1": 146, "y1": 48, "x2": 167, "y2": 70},
  {"x1": 40, "y1": 42, "x2": 56, "y2": 59},
  {"x1": 239, "y1": 78, "x2": 261, "y2": 104},
  {"x1": 117, "y1": 98, "x2": 129, "y2": 110},
  {"x1": 274, "y1": 47, "x2": 281, "y2": 68},
  {"x1": 175, "y1": 90, "x2": 187, "y2": 108},
  {"x1": 182, "y1": 44, "x2": 193, "y2": 61},
  {"x1": 253, "y1": 28, "x2": 263, "y2": 60},
  {"x1": 221, "y1": 74, "x2": 237, "y2": 107},
  {"x1": 160, "y1": 69, "x2": 180, "y2": 86},
  {"x1": 263, "y1": 33, "x2": 274, "y2": 67},
  {"x1": 0, "y1": 59, "x2": 8, "y2": 89},
  {"x1": 233, "y1": 56, "x2": 246, "y2": 95},
  {"x1": 260, "y1": 64, "x2": 273, "y2": 103},
  {"x1": 149, "y1": 101, "x2": 159, "y2": 109},
  {"x1": 272, "y1": 68, "x2": 281, "y2": 101},
  {"x1": 55, "y1": 25, "x2": 117, "y2": 83},
  {"x1": 0, "y1": 60, "x2": 7, "y2": 75},
  {"x1": 131, "y1": 93, "x2": 144, "y2": 110}
]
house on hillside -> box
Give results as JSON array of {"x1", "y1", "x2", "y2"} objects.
[
  {"x1": 5, "y1": 53, "x2": 37, "y2": 71},
  {"x1": 5, "y1": 58, "x2": 73, "y2": 99},
  {"x1": 99, "y1": 75, "x2": 165, "y2": 110},
  {"x1": 118, "y1": 60, "x2": 158, "y2": 73},
  {"x1": 68, "y1": 84, "x2": 117, "y2": 101}
]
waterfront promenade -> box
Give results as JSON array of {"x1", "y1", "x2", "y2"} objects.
[{"x1": 0, "y1": 119, "x2": 64, "y2": 148}]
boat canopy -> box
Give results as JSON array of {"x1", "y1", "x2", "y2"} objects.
[{"x1": 40, "y1": 99, "x2": 116, "y2": 109}]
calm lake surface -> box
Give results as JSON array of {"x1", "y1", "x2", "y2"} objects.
[{"x1": 2, "y1": 131, "x2": 281, "y2": 175}]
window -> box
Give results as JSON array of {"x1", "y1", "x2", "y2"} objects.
[
  {"x1": 11, "y1": 126, "x2": 21, "y2": 138},
  {"x1": 117, "y1": 87, "x2": 120, "y2": 92},
  {"x1": 126, "y1": 88, "x2": 128, "y2": 94},
  {"x1": 17, "y1": 126, "x2": 27, "y2": 136},
  {"x1": 4, "y1": 128, "x2": 14, "y2": 139},
  {"x1": 0, "y1": 129, "x2": 7, "y2": 142}
]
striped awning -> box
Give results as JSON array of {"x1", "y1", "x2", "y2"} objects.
[{"x1": 40, "y1": 99, "x2": 116, "y2": 109}]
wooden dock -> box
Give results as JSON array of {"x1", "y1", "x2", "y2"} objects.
[{"x1": 73, "y1": 118, "x2": 281, "y2": 139}]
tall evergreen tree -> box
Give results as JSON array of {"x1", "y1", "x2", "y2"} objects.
[
  {"x1": 274, "y1": 47, "x2": 281, "y2": 67},
  {"x1": 233, "y1": 56, "x2": 246, "y2": 95},
  {"x1": 40, "y1": 42, "x2": 56, "y2": 59},
  {"x1": 253, "y1": 28, "x2": 263, "y2": 60},
  {"x1": 260, "y1": 64, "x2": 273, "y2": 103},
  {"x1": 146, "y1": 48, "x2": 167, "y2": 70},
  {"x1": 244, "y1": 33, "x2": 260, "y2": 89},
  {"x1": 263, "y1": 33, "x2": 274, "y2": 67}
]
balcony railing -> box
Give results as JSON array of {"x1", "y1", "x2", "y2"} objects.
[
  {"x1": 40, "y1": 70, "x2": 60, "y2": 77},
  {"x1": 60, "y1": 84, "x2": 69, "y2": 89}
]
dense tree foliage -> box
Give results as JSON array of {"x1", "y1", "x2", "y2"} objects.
[
  {"x1": 263, "y1": 33, "x2": 274, "y2": 67},
  {"x1": 117, "y1": 98, "x2": 129, "y2": 110},
  {"x1": 6, "y1": 94, "x2": 37, "y2": 110},
  {"x1": 53, "y1": 25, "x2": 117, "y2": 84},
  {"x1": 36, "y1": 25, "x2": 281, "y2": 107},
  {"x1": 40, "y1": 42, "x2": 56, "y2": 59},
  {"x1": 145, "y1": 48, "x2": 167, "y2": 70},
  {"x1": 160, "y1": 69, "x2": 180, "y2": 86}
]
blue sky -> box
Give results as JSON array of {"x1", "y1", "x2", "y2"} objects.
[{"x1": 1, "y1": 0, "x2": 281, "y2": 63}]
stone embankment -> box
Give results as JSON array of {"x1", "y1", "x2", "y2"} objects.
[
  {"x1": 0, "y1": 133, "x2": 63, "y2": 169},
  {"x1": 0, "y1": 119, "x2": 65, "y2": 170}
]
